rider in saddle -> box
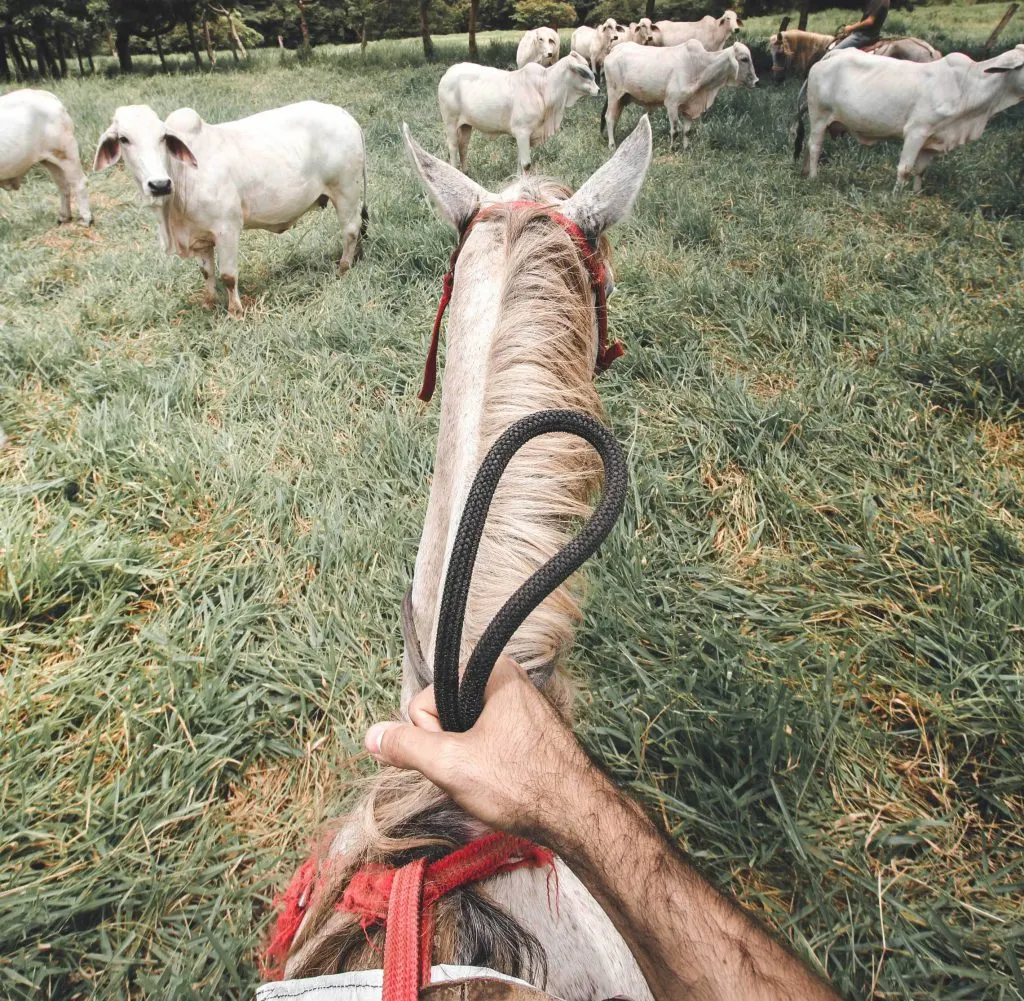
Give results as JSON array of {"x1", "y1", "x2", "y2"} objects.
[{"x1": 832, "y1": 0, "x2": 890, "y2": 50}]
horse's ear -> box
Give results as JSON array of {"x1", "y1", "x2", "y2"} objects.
[
  {"x1": 560, "y1": 115, "x2": 653, "y2": 240},
  {"x1": 402, "y1": 123, "x2": 490, "y2": 231}
]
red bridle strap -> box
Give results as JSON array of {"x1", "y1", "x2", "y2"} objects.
[
  {"x1": 261, "y1": 833, "x2": 555, "y2": 994},
  {"x1": 419, "y1": 201, "x2": 625, "y2": 403}
]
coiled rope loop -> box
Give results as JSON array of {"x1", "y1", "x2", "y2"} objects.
[{"x1": 433, "y1": 409, "x2": 629, "y2": 733}]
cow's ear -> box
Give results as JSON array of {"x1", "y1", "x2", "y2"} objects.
[
  {"x1": 93, "y1": 127, "x2": 121, "y2": 172},
  {"x1": 164, "y1": 132, "x2": 198, "y2": 167},
  {"x1": 402, "y1": 123, "x2": 490, "y2": 231},
  {"x1": 985, "y1": 62, "x2": 1024, "y2": 73},
  {"x1": 560, "y1": 115, "x2": 652, "y2": 240}
]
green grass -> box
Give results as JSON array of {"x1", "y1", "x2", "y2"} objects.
[{"x1": 2, "y1": 6, "x2": 1023, "y2": 999}]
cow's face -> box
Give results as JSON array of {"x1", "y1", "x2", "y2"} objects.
[
  {"x1": 566, "y1": 52, "x2": 601, "y2": 98},
  {"x1": 537, "y1": 28, "x2": 559, "y2": 65},
  {"x1": 634, "y1": 18, "x2": 655, "y2": 44},
  {"x1": 720, "y1": 9, "x2": 743, "y2": 33},
  {"x1": 93, "y1": 105, "x2": 196, "y2": 203},
  {"x1": 733, "y1": 42, "x2": 758, "y2": 87}
]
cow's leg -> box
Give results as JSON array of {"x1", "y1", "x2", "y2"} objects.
[
  {"x1": 444, "y1": 121, "x2": 461, "y2": 170},
  {"x1": 896, "y1": 132, "x2": 928, "y2": 192},
  {"x1": 58, "y1": 153, "x2": 92, "y2": 225},
  {"x1": 681, "y1": 119, "x2": 693, "y2": 152},
  {"x1": 665, "y1": 102, "x2": 679, "y2": 148},
  {"x1": 911, "y1": 149, "x2": 936, "y2": 194},
  {"x1": 216, "y1": 230, "x2": 243, "y2": 318},
  {"x1": 805, "y1": 120, "x2": 829, "y2": 179},
  {"x1": 457, "y1": 125, "x2": 472, "y2": 173},
  {"x1": 605, "y1": 93, "x2": 622, "y2": 150},
  {"x1": 515, "y1": 131, "x2": 532, "y2": 173},
  {"x1": 329, "y1": 179, "x2": 364, "y2": 274},
  {"x1": 198, "y1": 252, "x2": 217, "y2": 308},
  {"x1": 40, "y1": 161, "x2": 72, "y2": 224}
]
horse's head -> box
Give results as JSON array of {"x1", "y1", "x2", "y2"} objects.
[{"x1": 398, "y1": 119, "x2": 654, "y2": 713}]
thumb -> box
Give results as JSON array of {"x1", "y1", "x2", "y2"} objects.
[{"x1": 365, "y1": 720, "x2": 446, "y2": 772}]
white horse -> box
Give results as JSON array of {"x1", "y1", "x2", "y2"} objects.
[{"x1": 276, "y1": 118, "x2": 655, "y2": 999}]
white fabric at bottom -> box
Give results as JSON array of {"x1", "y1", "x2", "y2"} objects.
[{"x1": 256, "y1": 966, "x2": 534, "y2": 1001}]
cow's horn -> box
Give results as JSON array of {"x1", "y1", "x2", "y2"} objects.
[{"x1": 778, "y1": 15, "x2": 791, "y2": 34}]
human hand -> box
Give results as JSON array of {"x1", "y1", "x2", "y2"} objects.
[{"x1": 365, "y1": 656, "x2": 599, "y2": 847}]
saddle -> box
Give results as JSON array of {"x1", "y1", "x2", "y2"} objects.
[{"x1": 423, "y1": 983, "x2": 631, "y2": 1001}]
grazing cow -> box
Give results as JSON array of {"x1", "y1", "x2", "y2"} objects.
[
  {"x1": 626, "y1": 17, "x2": 657, "y2": 45},
  {"x1": 0, "y1": 89, "x2": 92, "y2": 225},
  {"x1": 651, "y1": 10, "x2": 743, "y2": 51},
  {"x1": 93, "y1": 101, "x2": 367, "y2": 317},
  {"x1": 517, "y1": 27, "x2": 560, "y2": 67},
  {"x1": 571, "y1": 19, "x2": 628, "y2": 74},
  {"x1": 795, "y1": 45, "x2": 1024, "y2": 191},
  {"x1": 438, "y1": 52, "x2": 600, "y2": 173},
  {"x1": 603, "y1": 40, "x2": 758, "y2": 148},
  {"x1": 768, "y1": 30, "x2": 834, "y2": 79}
]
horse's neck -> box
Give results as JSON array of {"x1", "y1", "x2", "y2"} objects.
[
  {"x1": 404, "y1": 217, "x2": 599, "y2": 709},
  {"x1": 406, "y1": 229, "x2": 506, "y2": 707}
]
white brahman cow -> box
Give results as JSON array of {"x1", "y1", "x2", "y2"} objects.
[
  {"x1": 603, "y1": 40, "x2": 758, "y2": 149},
  {"x1": 796, "y1": 45, "x2": 1024, "y2": 191},
  {"x1": 626, "y1": 18, "x2": 657, "y2": 45},
  {"x1": 517, "y1": 27, "x2": 560, "y2": 67},
  {"x1": 571, "y1": 19, "x2": 628, "y2": 75},
  {"x1": 93, "y1": 101, "x2": 367, "y2": 317},
  {"x1": 652, "y1": 10, "x2": 743, "y2": 50},
  {"x1": 1, "y1": 89, "x2": 91, "y2": 225},
  {"x1": 438, "y1": 52, "x2": 600, "y2": 173}
]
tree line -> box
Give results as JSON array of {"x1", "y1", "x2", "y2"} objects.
[{"x1": 0, "y1": 0, "x2": 861, "y2": 80}]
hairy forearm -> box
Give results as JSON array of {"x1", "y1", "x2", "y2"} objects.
[{"x1": 546, "y1": 771, "x2": 841, "y2": 1001}]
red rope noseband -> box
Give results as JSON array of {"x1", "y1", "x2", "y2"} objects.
[
  {"x1": 263, "y1": 832, "x2": 556, "y2": 996},
  {"x1": 419, "y1": 201, "x2": 625, "y2": 403}
]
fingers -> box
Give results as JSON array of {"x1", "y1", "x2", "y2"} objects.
[
  {"x1": 408, "y1": 684, "x2": 443, "y2": 732},
  {"x1": 366, "y1": 719, "x2": 446, "y2": 773}
]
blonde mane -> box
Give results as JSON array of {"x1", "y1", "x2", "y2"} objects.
[{"x1": 283, "y1": 178, "x2": 613, "y2": 981}]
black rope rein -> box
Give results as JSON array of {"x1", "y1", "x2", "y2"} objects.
[{"x1": 432, "y1": 409, "x2": 629, "y2": 733}]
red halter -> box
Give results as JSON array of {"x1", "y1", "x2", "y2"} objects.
[
  {"x1": 263, "y1": 832, "x2": 556, "y2": 998},
  {"x1": 419, "y1": 201, "x2": 625, "y2": 403}
]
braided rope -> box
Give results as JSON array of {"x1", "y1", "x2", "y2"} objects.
[{"x1": 433, "y1": 409, "x2": 629, "y2": 733}]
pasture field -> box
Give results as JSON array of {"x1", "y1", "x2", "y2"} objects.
[{"x1": 2, "y1": 8, "x2": 1023, "y2": 999}]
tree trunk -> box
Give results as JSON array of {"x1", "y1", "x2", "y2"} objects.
[
  {"x1": 107, "y1": 28, "x2": 116, "y2": 56},
  {"x1": 185, "y1": 18, "x2": 202, "y2": 68},
  {"x1": 419, "y1": 0, "x2": 434, "y2": 60},
  {"x1": 73, "y1": 37, "x2": 85, "y2": 76},
  {"x1": 0, "y1": 32, "x2": 8, "y2": 81},
  {"x1": 230, "y1": 17, "x2": 248, "y2": 59},
  {"x1": 87, "y1": 45, "x2": 95, "y2": 74},
  {"x1": 203, "y1": 14, "x2": 216, "y2": 65},
  {"x1": 115, "y1": 22, "x2": 133, "y2": 72},
  {"x1": 54, "y1": 28, "x2": 69, "y2": 78},
  {"x1": 467, "y1": 0, "x2": 478, "y2": 59},
  {"x1": 33, "y1": 30, "x2": 53, "y2": 77},
  {"x1": 9, "y1": 32, "x2": 29, "y2": 80},
  {"x1": 360, "y1": 15, "x2": 367, "y2": 54},
  {"x1": 154, "y1": 31, "x2": 167, "y2": 70},
  {"x1": 645, "y1": 0, "x2": 656, "y2": 18},
  {"x1": 297, "y1": 0, "x2": 311, "y2": 52}
]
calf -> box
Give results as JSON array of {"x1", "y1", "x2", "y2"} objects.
[
  {"x1": 796, "y1": 45, "x2": 1024, "y2": 191},
  {"x1": 438, "y1": 53, "x2": 599, "y2": 173},
  {"x1": 604, "y1": 40, "x2": 758, "y2": 149},
  {"x1": 652, "y1": 10, "x2": 743, "y2": 51},
  {"x1": 0, "y1": 89, "x2": 91, "y2": 225},
  {"x1": 571, "y1": 19, "x2": 627, "y2": 75},
  {"x1": 517, "y1": 27, "x2": 560, "y2": 68},
  {"x1": 94, "y1": 101, "x2": 366, "y2": 317}
]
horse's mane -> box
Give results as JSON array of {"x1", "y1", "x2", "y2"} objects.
[{"x1": 282, "y1": 178, "x2": 612, "y2": 982}]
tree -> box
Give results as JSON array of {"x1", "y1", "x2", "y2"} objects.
[
  {"x1": 467, "y1": 0, "x2": 478, "y2": 58},
  {"x1": 419, "y1": 0, "x2": 433, "y2": 59},
  {"x1": 512, "y1": 0, "x2": 577, "y2": 29}
]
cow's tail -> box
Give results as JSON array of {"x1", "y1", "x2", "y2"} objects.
[
  {"x1": 792, "y1": 80, "x2": 809, "y2": 161},
  {"x1": 600, "y1": 95, "x2": 608, "y2": 135},
  {"x1": 360, "y1": 126, "x2": 369, "y2": 237}
]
